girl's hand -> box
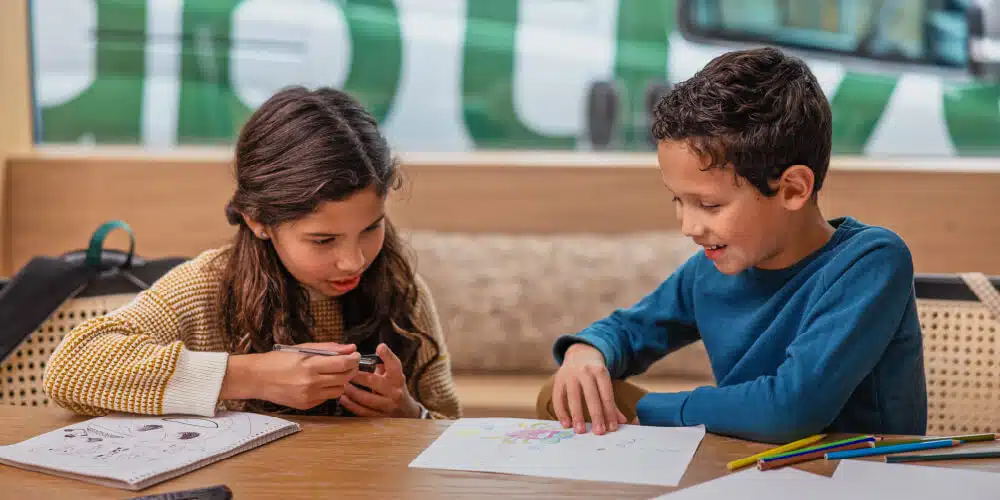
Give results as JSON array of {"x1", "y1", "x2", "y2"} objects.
[
  {"x1": 339, "y1": 343, "x2": 422, "y2": 418},
  {"x1": 221, "y1": 342, "x2": 360, "y2": 410}
]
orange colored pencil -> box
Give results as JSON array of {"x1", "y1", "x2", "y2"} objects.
[{"x1": 757, "y1": 441, "x2": 874, "y2": 471}]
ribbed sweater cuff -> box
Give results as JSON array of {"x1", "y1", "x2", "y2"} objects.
[{"x1": 162, "y1": 349, "x2": 229, "y2": 416}]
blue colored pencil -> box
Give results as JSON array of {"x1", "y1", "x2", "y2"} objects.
[{"x1": 825, "y1": 439, "x2": 959, "y2": 460}]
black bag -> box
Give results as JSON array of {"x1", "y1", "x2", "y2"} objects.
[{"x1": 0, "y1": 220, "x2": 187, "y2": 407}]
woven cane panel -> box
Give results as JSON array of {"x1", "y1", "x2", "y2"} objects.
[
  {"x1": 0, "y1": 293, "x2": 136, "y2": 408},
  {"x1": 918, "y1": 298, "x2": 1000, "y2": 434}
]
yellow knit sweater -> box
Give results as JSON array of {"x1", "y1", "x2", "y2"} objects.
[{"x1": 42, "y1": 247, "x2": 462, "y2": 420}]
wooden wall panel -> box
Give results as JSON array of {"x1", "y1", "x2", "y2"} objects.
[
  {"x1": 7, "y1": 155, "x2": 236, "y2": 272},
  {"x1": 819, "y1": 170, "x2": 1000, "y2": 275},
  {"x1": 391, "y1": 163, "x2": 675, "y2": 233},
  {"x1": 0, "y1": 0, "x2": 34, "y2": 276},
  {"x1": 6, "y1": 150, "x2": 1000, "y2": 275}
]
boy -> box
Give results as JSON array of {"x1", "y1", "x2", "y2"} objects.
[{"x1": 537, "y1": 47, "x2": 927, "y2": 444}]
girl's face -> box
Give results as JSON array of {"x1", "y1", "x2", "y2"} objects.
[{"x1": 256, "y1": 185, "x2": 387, "y2": 298}]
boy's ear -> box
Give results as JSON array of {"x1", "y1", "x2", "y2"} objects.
[{"x1": 776, "y1": 165, "x2": 815, "y2": 210}]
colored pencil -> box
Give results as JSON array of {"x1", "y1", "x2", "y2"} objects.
[
  {"x1": 876, "y1": 433, "x2": 996, "y2": 447},
  {"x1": 726, "y1": 434, "x2": 826, "y2": 471},
  {"x1": 759, "y1": 441, "x2": 875, "y2": 470},
  {"x1": 825, "y1": 439, "x2": 959, "y2": 460},
  {"x1": 761, "y1": 435, "x2": 875, "y2": 461},
  {"x1": 873, "y1": 438, "x2": 924, "y2": 448},
  {"x1": 926, "y1": 433, "x2": 996, "y2": 443},
  {"x1": 886, "y1": 450, "x2": 1000, "y2": 463}
]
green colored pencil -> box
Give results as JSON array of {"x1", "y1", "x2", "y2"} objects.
[
  {"x1": 887, "y1": 450, "x2": 1000, "y2": 463},
  {"x1": 877, "y1": 433, "x2": 997, "y2": 447},
  {"x1": 936, "y1": 433, "x2": 998, "y2": 443},
  {"x1": 874, "y1": 438, "x2": 924, "y2": 448}
]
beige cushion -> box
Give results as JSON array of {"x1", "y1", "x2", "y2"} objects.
[{"x1": 406, "y1": 231, "x2": 713, "y2": 379}]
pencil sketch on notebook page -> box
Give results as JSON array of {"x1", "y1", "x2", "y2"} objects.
[
  {"x1": 0, "y1": 411, "x2": 300, "y2": 490},
  {"x1": 23, "y1": 414, "x2": 252, "y2": 472}
]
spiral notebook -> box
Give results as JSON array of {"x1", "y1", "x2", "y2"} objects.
[{"x1": 0, "y1": 411, "x2": 300, "y2": 491}]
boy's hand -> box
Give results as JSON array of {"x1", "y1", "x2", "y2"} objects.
[{"x1": 552, "y1": 343, "x2": 628, "y2": 435}]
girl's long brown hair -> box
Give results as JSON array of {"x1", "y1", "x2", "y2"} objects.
[{"x1": 219, "y1": 86, "x2": 437, "y2": 413}]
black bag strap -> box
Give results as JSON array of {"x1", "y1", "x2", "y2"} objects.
[{"x1": 0, "y1": 220, "x2": 155, "y2": 362}]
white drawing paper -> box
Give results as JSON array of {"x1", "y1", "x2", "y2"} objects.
[{"x1": 409, "y1": 418, "x2": 706, "y2": 486}]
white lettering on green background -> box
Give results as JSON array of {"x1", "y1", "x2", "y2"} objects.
[{"x1": 28, "y1": 0, "x2": 1000, "y2": 157}]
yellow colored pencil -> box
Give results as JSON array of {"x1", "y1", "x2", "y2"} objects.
[{"x1": 727, "y1": 434, "x2": 827, "y2": 471}]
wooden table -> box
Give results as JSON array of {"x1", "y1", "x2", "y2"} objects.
[{"x1": 0, "y1": 406, "x2": 990, "y2": 499}]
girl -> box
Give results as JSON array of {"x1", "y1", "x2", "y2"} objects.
[{"x1": 43, "y1": 87, "x2": 461, "y2": 420}]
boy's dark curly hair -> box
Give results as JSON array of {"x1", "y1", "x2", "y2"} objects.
[{"x1": 652, "y1": 47, "x2": 832, "y2": 197}]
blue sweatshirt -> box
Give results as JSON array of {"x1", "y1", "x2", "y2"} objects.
[{"x1": 554, "y1": 217, "x2": 927, "y2": 443}]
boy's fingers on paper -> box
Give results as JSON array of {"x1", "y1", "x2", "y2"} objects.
[
  {"x1": 552, "y1": 379, "x2": 570, "y2": 428},
  {"x1": 581, "y1": 377, "x2": 607, "y2": 435},
  {"x1": 338, "y1": 395, "x2": 381, "y2": 417},
  {"x1": 594, "y1": 374, "x2": 619, "y2": 432},
  {"x1": 616, "y1": 408, "x2": 627, "y2": 425},
  {"x1": 565, "y1": 379, "x2": 587, "y2": 434}
]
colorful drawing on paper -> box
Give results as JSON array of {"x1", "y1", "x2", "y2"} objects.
[
  {"x1": 454, "y1": 421, "x2": 575, "y2": 449},
  {"x1": 451, "y1": 419, "x2": 689, "y2": 454}
]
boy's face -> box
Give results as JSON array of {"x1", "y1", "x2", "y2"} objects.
[{"x1": 657, "y1": 140, "x2": 792, "y2": 275}]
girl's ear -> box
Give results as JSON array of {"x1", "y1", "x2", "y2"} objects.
[{"x1": 241, "y1": 214, "x2": 270, "y2": 240}]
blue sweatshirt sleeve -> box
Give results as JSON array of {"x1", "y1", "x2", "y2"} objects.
[
  {"x1": 553, "y1": 255, "x2": 701, "y2": 378},
  {"x1": 635, "y1": 241, "x2": 915, "y2": 443}
]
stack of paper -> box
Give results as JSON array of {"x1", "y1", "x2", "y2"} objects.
[
  {"x1": 655, "y1": 457, "x2": 1000, "y2": 499},
  {"x1": 831, "y1": 459, "x2": 1000, "y2": 500},
  {"x1": 651, "y1": 467, "x2": 866, "y2": 500}
]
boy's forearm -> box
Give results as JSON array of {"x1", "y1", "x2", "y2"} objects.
[{"x1": 635, "y1": 384, "x2": 829, "y2": 444}]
